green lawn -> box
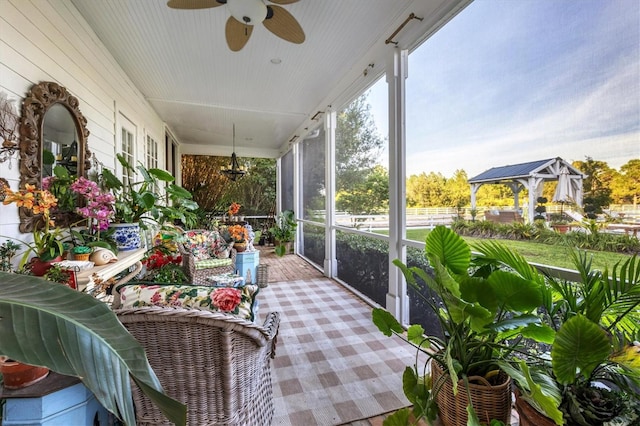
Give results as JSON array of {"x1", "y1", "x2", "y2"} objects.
[{"x1": 377, "y1": 228, "x2": 633, "y2": 271}]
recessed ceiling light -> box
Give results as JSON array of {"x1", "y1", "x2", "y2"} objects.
[{"x1": 270, "y1": 58, "x2": 282, "y2": 64}]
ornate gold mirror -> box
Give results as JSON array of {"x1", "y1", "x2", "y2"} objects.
[{"x1": 19, "y1": 82, "x2": 92, "y2": 232}]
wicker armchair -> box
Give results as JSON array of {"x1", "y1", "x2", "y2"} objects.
[
  {"x1": 178, "y1": 229, "x2": 237, "y2": 285},
  {"x1": 115, "y1": 306, "x2": 280, "y2": 425}
]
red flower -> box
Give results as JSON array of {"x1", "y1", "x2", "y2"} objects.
[{"x1": 212, "y1": 288, "x2": 241, "y2": 312}]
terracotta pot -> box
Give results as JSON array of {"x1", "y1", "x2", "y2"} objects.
[
  {"x1": 0, "y1": 358, "x2": 49, "y2": 389},
  {"x1": 431, "y1": 360, "x2": 511, "y2": 426},
  {"x1": 514, "y1": 389, "x2": 557, "y2": 426},
  {"x1": 234, "y1": 242, "x2": 247, "y2": 253},
  {"x1": 551, "y1": 224, "x2": 570, "y2": 234},
  {"x1": 30, "y1": 255, "x2": 63, "y2": 276}
]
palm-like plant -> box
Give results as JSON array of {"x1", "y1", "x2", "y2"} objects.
[
  {"x1": 496, "y1": 251, "x2": 640, "y2": 425},
  {"x1": 373, "y1": 226, "x2": 548, "y2": 425},
  {"x1": 0, "y1": 272, "x2": 186, "y2": 425}
]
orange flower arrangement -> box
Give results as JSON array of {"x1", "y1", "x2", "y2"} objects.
[
  {"x1": 227, "y1": 202, "x2": 241, "y2": 216},
  {"x1": 2, "y1": 183, "x2": 65, "y2": 267},
  {"x1": 227, "y1": 224, "x2": 249, "y2": 243}
]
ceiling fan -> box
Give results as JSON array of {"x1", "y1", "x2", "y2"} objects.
[{"x1": 167, "y1": 0, "x2": 305, "y2": 51}]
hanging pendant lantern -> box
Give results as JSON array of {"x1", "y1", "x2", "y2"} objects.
[{"x1": 221, "y1": 124, "x2": 246, "y2": 181}]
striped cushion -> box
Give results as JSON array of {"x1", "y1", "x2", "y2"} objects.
[{"x1": 195, "y1": 258, "x2": 233, "y2": 270}]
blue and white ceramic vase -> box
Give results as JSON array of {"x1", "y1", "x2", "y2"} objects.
[{"x1": 110, "y1": 223, "x2": 142, "y2": 251}]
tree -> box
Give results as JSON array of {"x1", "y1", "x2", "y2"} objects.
[
  {"x1": 406, "y1": 172, "x2": 447, "y2": 207},
  {"x1": 572, "y1": 157, "x2": 614, "y2": 216},
  {"x1": 443, "y1": 169, "x2": 470, "y2": 208},
  {"x1": 336, "y1": 165, "x2": 389, "y2": 215},
  {"x1": 336, "y1": 93, "x2": 385, "y2": 193},
  {"x1": 611, "y1": 159, "x2": 640, "y2": 205},
  {"x1": 181, "y1": 155, "x2": 276, "y2": 215}
]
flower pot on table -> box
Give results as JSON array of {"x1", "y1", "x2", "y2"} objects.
[
  {"x1": 110, "y1": 223, "x2": 142, "y2": 251},
  {"x1": 30, "y1": 256, "x2": 63, "y2": 276},
  {"x1": 0, "y1": 357, "x2": 49, "y2": 389}
]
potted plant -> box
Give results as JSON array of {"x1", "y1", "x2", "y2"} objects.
[
  {"x1": 270, "y1": 209, "x2": 297, "y2": 256},
  {"x1": 0, "y1": 272, "x2": 187, "y2": 425},
  {"x1": 226, "y1": 224, "x2": 250, "y2": 252},
  {"x1": 71, "y1": 245, "x2": 92, "y2": 261},
  {"x1": 549, "y1": 213, "x2": 571, "y2": 233},
  {"x1": 0, "y1": 240, "x2": 21, "y2": 272},
  {"x1": 101, "y1": 153, "x2": 198, "y2": 250},
  {"x1": 373, "y1": 226, "x2": 547, "y2": 425},
  {"x1": 499, "y1": 251, "x2": 640, "y2": 426},
  {"x1": 1, "y1": 183, "x2": 65, "y2": 275}
]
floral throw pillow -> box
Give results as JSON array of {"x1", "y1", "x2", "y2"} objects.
[
  {"x1": 180, "y1": 230, "x2": 213, "y2": 261},
  {"x1": 116, "y1": 283, "x2": 259, "y2": 321}
]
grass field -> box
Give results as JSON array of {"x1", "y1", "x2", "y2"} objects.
[{"x1": 376, "y1": 228, "x2": 634, "y2": 271}]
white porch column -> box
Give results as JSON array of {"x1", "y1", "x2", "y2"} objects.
[
  {"x1": 324, "y1": 111, "x2": 337, "y2": 278},
  {"x1": 387, "y1": 48, "x2": 408, "y2": 324}
]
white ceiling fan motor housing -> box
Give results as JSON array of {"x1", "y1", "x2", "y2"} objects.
[{"x1": 227, "y1": 0, "x2": 267, "y2": 25}]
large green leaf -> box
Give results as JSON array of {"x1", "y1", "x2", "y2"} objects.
[
  {"x1": 0, "y1": 273, "x2": 186, "y2": 425},
  {"x1": 372, "y1": 307, "x2": 404, "y2": 337},
  {"x1": 425, "y1": 226, "x2": 470, "y2": 275},
  {"x1": 148, "y1": 168, "x2": 176, "y2": 182},
  {"x1": 487, "y1": 270, "x2": 542, "y2": 312},
  {"x1": 552, "y1": 314, "x2": 611, "y2": 385},
  {"x1": 497, "y1": 361, "x2": 563, "y2": 425}
]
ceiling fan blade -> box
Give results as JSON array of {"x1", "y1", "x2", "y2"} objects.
[
  {"x1": 167, "y1": 0, "x2": 224, "y2": 10},
  {"x1": 263, "y1": 5, "x2": 305, "y2": 44},
  {"x1": 268, "y1": 0, "x2": 300, "y2": 4},
  {"x1": 226, "y1": 16, "x2": 253, "y2": 51}
]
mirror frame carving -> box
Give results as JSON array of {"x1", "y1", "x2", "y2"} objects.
[{"x1": 19, "y1": 81, "x2": 92, "y2": 232}]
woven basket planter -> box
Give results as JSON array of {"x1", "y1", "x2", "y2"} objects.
[
  {"x1": 514, "y1": 390, "x2": 556, "y2": 426},
  {"x1": 431, "y1": 360, "x2": 512, "y2": 426}
]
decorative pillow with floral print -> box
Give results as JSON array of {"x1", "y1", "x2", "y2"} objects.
[
  {"x1": 180, "y1": 230, "x2": 231, "y2": 261},
  {"x1": 116, "y1": 283, "x2": 259, "y2": 321}
]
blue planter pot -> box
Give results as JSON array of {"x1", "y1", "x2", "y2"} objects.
[{"x1": 110, "y1": 223, "x2": 142, "y2": 251}]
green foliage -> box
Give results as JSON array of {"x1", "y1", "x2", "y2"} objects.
[
  {"x1": 336, "y1": 165, "x2": 389, "y2": 215},
  {"x1": 373, "y1": 226, "x2": 547, "y2": 424},
  {"x1": 102, "y1": 153, "x2": 198, "y2": 227},
  {"x1": 0, "y1": 272, "x2": 187, "y2": 425},
  {"x1": 506, "y1": 252, "x2": 640, "y2": 424},
  {"x1": 270, "y1": 210, "x2": 297, "y2": 257}
]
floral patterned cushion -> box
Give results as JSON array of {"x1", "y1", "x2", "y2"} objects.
[
  {"x1": 180, "y1": 230, "x2": 231, "y2": 261},
  {"x1": 116, "y1": 283, "x2": 259, "y2": 321}
]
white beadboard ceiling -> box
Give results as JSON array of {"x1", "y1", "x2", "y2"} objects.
[{"x1": 70, "y1": 0, "x2": 470, "y2": 158}]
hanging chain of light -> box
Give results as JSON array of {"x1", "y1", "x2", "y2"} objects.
[{"x1": 221, "y1": 123, "x2": 246, "y2": 181}]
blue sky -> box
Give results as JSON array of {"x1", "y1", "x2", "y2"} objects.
[{"x1": 369, "y1": 0, "x2": 639, "y2": 177}]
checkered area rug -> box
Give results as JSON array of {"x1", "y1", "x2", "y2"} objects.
[{"x1": 258, "y1": 278, "x2": 424, "y2": 426}]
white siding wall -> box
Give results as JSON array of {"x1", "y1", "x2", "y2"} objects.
[{"x1": 0, "y1": 0, "x2": 175, "y2": 243}]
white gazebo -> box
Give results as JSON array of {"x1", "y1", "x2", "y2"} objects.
[{"x1": 468, "y1": 157, "x2": 586, "y2": 222}]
